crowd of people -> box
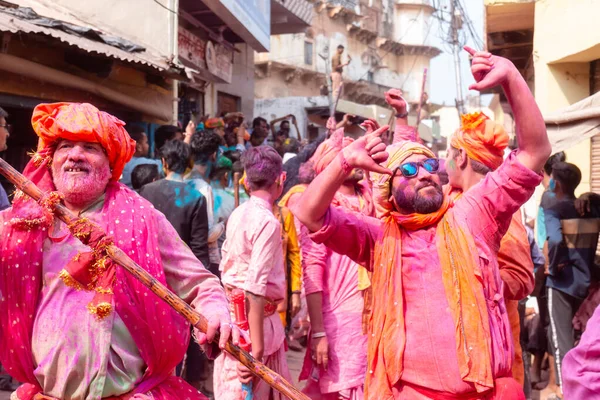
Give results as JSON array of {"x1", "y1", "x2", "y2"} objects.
[{"x1": 0, "y1": 47, "x2": 599, "y2": 400}]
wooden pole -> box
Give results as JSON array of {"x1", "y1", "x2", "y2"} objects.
[
  {"x1": 0, "y1": 158, "x2": 309, "y2": 400},
  {"x1": 415, "y1": 68, "x2": 428, "y2": 129},
  {"x1": 233, "y1": 171, "x2": 241, "y2": 208}
]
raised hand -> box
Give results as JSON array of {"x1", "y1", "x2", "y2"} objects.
[
  {"x1": 464, "y1": 46, "x2": 518, "y2": 91},
  {"x1": 361, "y1": 119, "x2": 380, "y2": 134},
  {"x1": 342, "y1": 125, "x2": 391, "y2": 175},
  {"x1": 385, "y1": 89, "x2": 407, "y2": 114}
]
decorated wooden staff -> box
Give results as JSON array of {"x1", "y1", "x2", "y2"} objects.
[{"x1": 0, "y1": 157, "x2": 310, "y2": 400}]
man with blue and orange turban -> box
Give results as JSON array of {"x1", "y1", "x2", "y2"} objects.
[
  {"x1": 446, "y1": 111, "x2": 536, "y2": 389},
  {"x1": 0, "y1": 103, "x2": 238, "y2": 400},
  {"x1": 292, "y1": 47, "x2": 551, "y2": 399}
]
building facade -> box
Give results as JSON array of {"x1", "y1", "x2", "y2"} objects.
[
  {"x1": 485, "y1": 0, "x2": 600, "y2": 196},
  {"x1": 255, "y1": 0, "x2": 441, "y2": 139},
  {"x1": 0, "y1": 0, "x2": 312, "y2": 195}
]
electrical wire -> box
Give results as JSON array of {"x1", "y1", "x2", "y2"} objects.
[{"x1": 152, "y1": 0, "x2": 178, "y2": 14}]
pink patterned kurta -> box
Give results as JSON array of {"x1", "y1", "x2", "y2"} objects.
[
  {"x1": 309, "y1": 153, "x2": 541, "y2": 398},
  {"x1": 0, "y1": 194, "x2": 229, "y2": 400},
  {"x1": 215, "y1": 196, "x2": 290, "y2": 400},
  {"x1": 300, "y1": 194, "x2": 367, "y2": 398}
]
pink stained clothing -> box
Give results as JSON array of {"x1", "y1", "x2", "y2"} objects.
[
  {"x1": 300, "y1": 194, "x2": 368, "y2": 396},
  {"x1": 220, "y1": 196, "x2": 286, "y2": 301},
  {"x1": 215, "y1": 195, "x2": 289, "y2": 400},
  {"x1": 303, "y1": 379, "x2": 365, "y2": 400},
  {"x1": 562, "y1": 303, "x2": 600, "y2": 398},
  {"x1": 309, "y1": 152, "x2": 541, "y2": 398},
  {"x1": 0, "y1": 185, "x2": 228, "y2": 400},
  {"x1": 213, "y1": 343, "x2": 291, "y2": 400}
]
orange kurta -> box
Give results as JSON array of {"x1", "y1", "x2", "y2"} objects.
[{"x1": 497, "y1": 212, "x2": 535, "y2": 386}]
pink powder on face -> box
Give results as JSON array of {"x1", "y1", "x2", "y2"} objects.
[{"x1": 51, "y1": 141, "x2": 111, "y2": 208}]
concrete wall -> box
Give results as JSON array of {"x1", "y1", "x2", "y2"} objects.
[
  {"x1": 254, "y1": 96, "x2": 329, "y2": 139},
  {"x1": 210, "y1": 43, "x2": 256, "y2": 119},
  {"x1": 19, "y1": 0, "x2": 174, "y2": 58},
  {"x1": 255, "y1": 3, "x2": 436, "y2": 103},
  {"x1": 393, "y1": 3, "x2": 434, "y2": 47},
  {"x1": 533, "y1": 0, "x2": 600, "y2": 195}
]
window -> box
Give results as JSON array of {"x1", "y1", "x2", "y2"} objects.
[{"x1": 304, "y1": 41, "x2": 313, "y2": 65}]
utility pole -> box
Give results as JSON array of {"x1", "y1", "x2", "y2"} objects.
[{"x1": 449, "y1": 0, "x2": 466, "y2": 115}]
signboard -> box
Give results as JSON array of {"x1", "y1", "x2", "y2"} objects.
[
  {"x1": 178, "y1": 27, "x2": 233, "y2": 84},
  {"x1": 203, "y1": 0, "x2": 271, "y2": 52}
]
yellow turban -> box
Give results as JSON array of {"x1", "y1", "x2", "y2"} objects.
[
  {"x1": 450, "y1": 112, "x2": 509, "y2": 171},
  {"x1": 371, "y1": 141, "x2": 435, "y2": 218}
]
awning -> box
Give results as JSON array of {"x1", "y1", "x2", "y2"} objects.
[
  {"x1": 545, "y1": 92, "x2": 600, "y2": 153},
  {"x1": 0, "y1": 5, "x2": 185, "y2": 78},
  {"x1": 485, "y1": 0, "x2": 534, "y2": 34},
  {"x1": 271, "y1": 0, "x2": 313, "y2": 35}
]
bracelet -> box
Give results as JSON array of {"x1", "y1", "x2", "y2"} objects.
[
  {"x1": 395, "y1": 112, "x2": 408, "y2": 118},
  {"x1": 339, "y1": 151, "x2": 353, "y2": 175},
  {"x1": 311, "y1": 332, "x2": 326, "y2": 339}
]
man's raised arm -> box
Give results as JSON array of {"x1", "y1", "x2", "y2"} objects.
[
  {"x1": 465, "y1": 46, "x2": 551, "y2": 172},
  {"x1": 291, "y1": 125, "x2": 391, "y2": 232}
]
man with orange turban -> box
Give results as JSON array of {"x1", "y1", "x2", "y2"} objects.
[
  {"x1": 292, "y1": 47, "x2": 551, "y2": 399},
  {"x1": 0, "y1": 103, "x2": 239, "y2": 400},
  {"x1": 446, "y1": 111, "x2": 535, "y2": 388}
]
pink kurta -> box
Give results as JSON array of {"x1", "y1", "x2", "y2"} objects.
[
  {"x1": 301, "y1": 195, "x2": 367, "y2": 396},
  {"x1": 215, "y1": 196, "x2": 290, "y2": 400},
  {"x1": 0, "y1": 195, "x2": 229, "y2": 400},
  {"x1": 309, "y1": 152, "x2": 541, "y2": 398}
]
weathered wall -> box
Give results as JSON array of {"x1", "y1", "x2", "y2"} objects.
[
  {"x1": 254, "y1": 96, "x2": 329, "y2": 139},
  {"x1": 17, "y1": 0, "x2": 174, "y2": 58},
  {"x1": 533, "y1": 0, "x2": 600, "y2": 194},
  {"x1": 256, "y1": 2, "x2": 436, "y2": 103},
  {"x1": 209, "y1": 43, "x2": 256, "y2": 119}
]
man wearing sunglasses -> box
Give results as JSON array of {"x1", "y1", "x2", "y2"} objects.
[{"x1": 293, "y1": 46, "x2": 551, "y2": 399}]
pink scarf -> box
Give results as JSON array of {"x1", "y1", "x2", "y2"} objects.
[{"x1": 0, "y1": 151, "x2": 204, "y2": 399}]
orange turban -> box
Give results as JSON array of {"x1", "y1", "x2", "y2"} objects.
[
  {"x1": 310, "y1": 127, "x2": 354, "y2": 175},
  {"x1": 32, "y1": 103, "x2": 135, "y2": 181},
  {"x1": 450, "y1": 112, "x2": 509, "y2": 171},
  {"x1": 205, "y1": 118, "x2": 224, "y2": 129}
]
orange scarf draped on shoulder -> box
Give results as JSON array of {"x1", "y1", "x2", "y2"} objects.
[{"x1": 367, "y1": 186, "x2": 494, "y2": 399}]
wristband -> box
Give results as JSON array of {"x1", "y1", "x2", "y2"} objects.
[
  {"x1": 395, "y1": 112, "x2": 408, "y2": 119},
  {"x1": 311, "y1": 332, "x2": 326, "y2": 339},
  {"x1": 339, "y1": 151, "x2": 353, "y2": 175}
]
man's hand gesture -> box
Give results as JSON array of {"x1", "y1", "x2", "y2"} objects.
[
  {"x1": 465, "y1": 46, "x2": 518, "y2": 91},
  {"x1": 385, "y1": 89, "x2": 407, "y2": 114},
  {"x1": 342, "y1": 125, "x2": 391, "y2": 175}
]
